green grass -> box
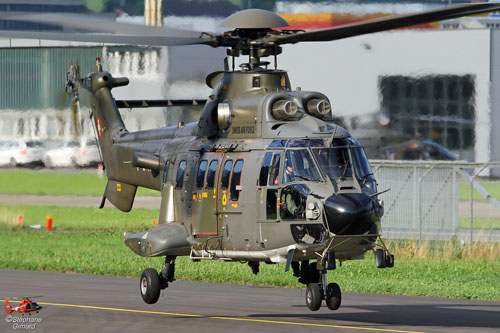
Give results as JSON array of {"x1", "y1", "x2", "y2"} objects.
[
  {"x1": 0, "y1": 170, "x2": 159, "y2": 197},
  {"x1": 1, "y1": 170, "x2": 498, "y2": 201},
  {"x1": 459, "y1": 217, "x2": 500, "y2": 230},
  {"x1": 0, "y1": 204, "x2": 158, "y2": 230},
  {"x1": 1, "y1": 203, "x2": 500, "y2": 301},
  {"x1": 0, "y1": 229, "x2": 498, "y2": 301},
  {"x1": 458, "y1": 181, "x2": 500, "y2": 201}
]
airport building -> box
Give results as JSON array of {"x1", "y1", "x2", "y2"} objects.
[{"x1": 1, "y1": 13, "x2": 500, "y2": 175}]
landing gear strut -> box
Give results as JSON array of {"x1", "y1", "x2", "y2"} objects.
[
  {"x1": 140, "y1": 256, "x2": 176, "y2": 304},
  {"x1": 293, "y1": 251, "x2": 342, "y2": 311}
]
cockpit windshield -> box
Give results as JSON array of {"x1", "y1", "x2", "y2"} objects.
[
  {"x1": 282, "y1": 149, "x2": 322, "y2": 183},
  {"x1": 312, "y1": 137, "x2": 375, "y2": 189}
]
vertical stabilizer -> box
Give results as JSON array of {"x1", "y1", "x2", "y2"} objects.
[{"x1": 83, "y1": 63, "x2": 137, "y2": 211}]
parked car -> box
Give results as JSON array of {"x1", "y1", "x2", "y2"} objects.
[
  {"x1": 44, "y1": 139, "x2": 101, "y2": 168},
  {"x1": 0, "y1": 140, "x2": 44, "y2": 167}
]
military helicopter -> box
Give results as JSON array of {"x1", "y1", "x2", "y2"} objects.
[{"x1": 3, "y1": 3, "x2": 500, "y2": 311}]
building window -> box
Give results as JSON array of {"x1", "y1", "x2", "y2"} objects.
[{"x1": 379, "y1": 75, "x2": 476, "y2": 151}]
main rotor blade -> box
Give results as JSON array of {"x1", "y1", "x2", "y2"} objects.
[
  {"x1": 0, "y1": 12, "x2": 210, "y2": 38},
  {"x1": 0, "y1": 30, "x2": 212, "y2": 46},
  {"x1": 268, "y1": 3, "x2": 500, "y2": 45}
]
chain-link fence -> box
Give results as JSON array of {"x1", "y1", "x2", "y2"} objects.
[{"x1": 371, "y1": 160, "x2": 500, "y2": 244}]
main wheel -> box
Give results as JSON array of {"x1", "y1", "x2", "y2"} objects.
[
  {"x1": 386, "y1": 254, "x2": 395, "y2": 268},
  {"x1": 305, "y1": 283, "x2": 322, "y2": 311},
  {"x1": 375, "y1": 249, "x2": 387, "y2": 268},
  {"x1": 140, "y1": 268, "x2": 161, "y2": 304},
  {"x1": 326, "y1": 283, "x2": 342, "y2": 310}
]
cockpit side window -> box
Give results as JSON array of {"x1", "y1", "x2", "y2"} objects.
[
  {"x1": 259, "y1": 152, "x2": 273, "y2": 186},
  {"x1": 282, "y1": 149, "x2": 321, "y2": 183},
  {"x1": 268, "y1": 153, "x2": 281, "y2": 185}
]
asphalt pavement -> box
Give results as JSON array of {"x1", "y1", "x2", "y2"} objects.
[{"x1": 1, "y1": 270, "x2": 499, "y2": 333}]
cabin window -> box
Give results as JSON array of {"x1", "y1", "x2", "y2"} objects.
[
  {"x1": 259, "y1": 152, "x2": 273, "y2": 186},
  {"x1": 206, "y1": 160, "x2": 218, "y2": 189},
  {"x1": 266, "y1": 189, "x2": 278, "y2": 219},
  {"x1": 230, "y1": 159, "x2": 244, "y2": 201},
  {"x1": 221, "y1": 160, "x2": 233, "y2": 189},
  {"x1": 196, "y1": 160, "x2": 208, "y2": 189},
  {"x1": 175, "y1": 160, "x2": 187, "y2": 189},
  {"x1": 268, "y1": 153, "x2": 281, "y2": 185},
  {"x1": 162, "y1": 161, "x2": 170, "y2": 184}
]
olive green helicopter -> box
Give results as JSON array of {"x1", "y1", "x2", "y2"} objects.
[{"x1": 3, "y1": 3, "x2": 499, "y2": 311}]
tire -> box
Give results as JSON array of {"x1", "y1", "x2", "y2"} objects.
[
  {"x1": 140, "y1": 268, "x2": 161, "y2": 304},
  {"x1": 375, "y1": 249, "x2": 387, "y2": 268},
  {"x1": 386, "y1": 254, "x2": 395, "y2": 268},
  {"x1": 305, "y1": 283, "x2": 322, "y2": 311},
  {"x1": 326, "y1": 283, "x2": 341, "y2": 310}
]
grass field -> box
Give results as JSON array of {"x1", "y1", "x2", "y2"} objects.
[
  {"x1": 1, "y1": 227, "x2": 498, "y2": 301},
  {"x1": 1, "y1": 170, "x2": 499, "y2": 201},
  {"x1": 458, "y1": 180, "x2": 500, "y2": 201},
  {"x1": 459, "y1": 217, "x2": 500, "y2": 230},
  {"x1": 1, "y1": 203, "x2": 499, "y2": 301},
  {"x1": 0, "y1": 204, "x2": 158, "y2": 230},
  {"x1": 1, "y1": 170, "x2": 499, "y2": 301},
  {"x1": 0, "y1": 170, "x2": 160, "y2": 197}
]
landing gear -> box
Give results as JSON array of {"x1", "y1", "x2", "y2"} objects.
[
  {"x1": 248, "y1": 261, "x2": 259, "y2": 275},
  {"x1": 305, "y1": 283, "x2": 322, "y2": 311},
  {"x1": 140, "y1": 268, "x2": 161, "y2": 304},
  {"x1": 325, "y1": 283, "x2": 341, "y2": 310},
  {"x1": 140, "y1": 256, "x2": 176, "y2": 304},
  {"x1": 375, "y1": 248, "x2": 394, "y2": 269},
  {"x1": 294, "y1": 252, "x2": 342, "y2": 311}
]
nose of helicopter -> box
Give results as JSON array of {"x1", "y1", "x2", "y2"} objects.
[{"x1": 323, "y1": 193, "x2": 376, "y2": 234}]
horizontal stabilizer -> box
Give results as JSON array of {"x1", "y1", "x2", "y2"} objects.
[{"x1": 105, "y1": 180, "x2": 137, "y2": 212}]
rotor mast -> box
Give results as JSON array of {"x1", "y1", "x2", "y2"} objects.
[{"x1": 220, "y1": 9, "x2": 288, "y2": 71}]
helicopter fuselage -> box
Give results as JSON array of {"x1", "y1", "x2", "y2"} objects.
[{"x1": 85, "y1": 68, "x2": 382, "y2": 266}]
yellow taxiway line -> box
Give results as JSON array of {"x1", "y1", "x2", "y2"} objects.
[{"x1": 2, "y1": 300, "x2": 425, "y2": 333}]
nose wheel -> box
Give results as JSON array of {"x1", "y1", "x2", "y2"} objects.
[
  {"x1": 140, "y1": 268, "x2": 161, "y2": 304},
  {"x1": 140, "y1": 256, "x2": 176, "y2": 304}
]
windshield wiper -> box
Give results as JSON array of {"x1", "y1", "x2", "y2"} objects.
[
  {"x1": 358, "y1": 173, "x2": 374, "y2": 184},
  {"x1": 294, "y1": 175, "x2": 321, "y2": 182}
]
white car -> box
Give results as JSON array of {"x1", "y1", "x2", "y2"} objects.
[
  {"x1": 44, "y1": 140, "x2": 101, "y2": 168},
  {"x1": 0, "y1": 140, "x2": 44, "y2": 167}
]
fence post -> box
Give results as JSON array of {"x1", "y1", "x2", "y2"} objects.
[
  {"x1": 418, "y1": 165, "x2": 435, "y2": 248},
  {"x1": 470, "y1": 164, "x2": 488, "y2": 253}
]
